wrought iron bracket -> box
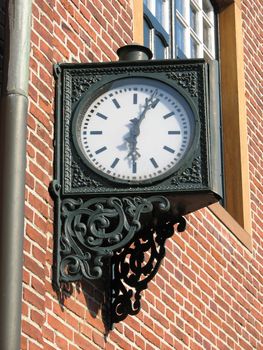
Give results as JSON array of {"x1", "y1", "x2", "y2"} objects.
[
  {"x1": 51, "y1": 179, "x2": 185, "y2": 286},
  {"x1": 110, "y1": 216, "x2": 186, "y2": 327},
  {"x1": 50, "y1": 179, "x2": 186, "y2": 328}
]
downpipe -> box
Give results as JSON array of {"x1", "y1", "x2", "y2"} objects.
[{"x1": 0, "y1": 0, "x2": 32, "y2": 349}]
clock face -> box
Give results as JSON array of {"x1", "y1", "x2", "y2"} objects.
[{"x1": 73, "y1": 77, "x2": 197, "y2": 184}]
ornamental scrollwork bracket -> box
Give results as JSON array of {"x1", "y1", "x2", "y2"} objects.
[
  {"x1": 56, "y1": 195, "x2": 179, "y2": 284},
  {"x1": 110, "y1": 216, "x2": 186, "y2": 327},
  {"x1": 51, "y1": 192, "x2": 187, "y2": 329}
]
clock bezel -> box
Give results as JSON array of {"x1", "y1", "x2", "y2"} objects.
[{"x1": 71, "y1": 74, "x2": 200, "y2": 186}]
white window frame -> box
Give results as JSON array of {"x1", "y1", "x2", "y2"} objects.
[{"x1": 144, "y1": 0, "x2": 216, "y2": 60}]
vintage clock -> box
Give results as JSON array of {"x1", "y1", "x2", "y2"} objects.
[
  {"x1": 72, "y1": 76, "x2": 198, "y2": 185},
  {"x1": 52, "y1": 45, "x2": 222, "y2": 300}
]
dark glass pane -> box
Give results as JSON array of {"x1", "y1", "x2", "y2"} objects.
[
  {"x1": 202, "y1": 0, "x2": 211, "y2": 14},
  {"x1": 155, "y1": 34, "x2": 166, "y2": 59},
  {"x1": 190, "y1": 5, "x2": 197, "y2": 32},
  {"x1": 144, "y1": 20, "x2": 151, "y2": 50},
  {"x1": 176, "y1": 0, "x2": 184, "y2": 15},
  {"x1": 176, "y1": 20, "x2": 185, "y2": 55},
  {"x1": 156, "y1": 0, "x2": 163, "y2": 24},
  {"x1": 143, "y1": 5, "x2": 170, "y2": 59},
  {"x1": 203, "y1": 21, "x2": 211, "y2": 49},
  {"x1": 190, "y1": 37, "x2": 198, "y2": 58}
]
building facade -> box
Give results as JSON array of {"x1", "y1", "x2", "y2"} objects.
[{"x1": 0, "y1": 0, "x2": 262, "y2": 349}]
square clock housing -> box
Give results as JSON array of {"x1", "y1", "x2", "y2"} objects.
[{"x1": 54, "y1": 59, "x2": 222, "y2": 216}]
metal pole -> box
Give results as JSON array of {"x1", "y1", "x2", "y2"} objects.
[{"x1": 0, "y1": 1, "x2": 32, "y2": 349}]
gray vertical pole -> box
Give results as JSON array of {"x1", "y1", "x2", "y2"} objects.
[
  {"x1": 0, "y1": 1, "x2": 32, "y2": 349},
  {"x1": 117, "y1": 44, "x2": 153, "y2": 61}
]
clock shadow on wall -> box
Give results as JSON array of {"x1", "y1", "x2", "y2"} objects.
[{"x1": 50, "y1": 46, "x2": 222, "y2": 331}]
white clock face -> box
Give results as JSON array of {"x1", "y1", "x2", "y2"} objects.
[{"x1": 74, "y1": 77, "x2": 196, "y2": 183}]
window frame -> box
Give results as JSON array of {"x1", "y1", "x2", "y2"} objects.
[
  {"x1": 133, "y1": 0, "x2": 252, "y2": 250},
  {"x1": 143, "y1": 0, "x2": 216, "y2": 60},
  {"x1": 143, "y1": 5, "x2": 170, "y2": 59}
]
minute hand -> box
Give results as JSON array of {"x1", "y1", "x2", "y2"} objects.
[
  {"x1": 129, "y1": 89, "x2": 159, "y2": 137},
  {"x1": 137, "y1": 89, "x2": 159, "y2": 125},
  {"x1": 125, "y1": 90, "x2": 159, "y2": 163}
]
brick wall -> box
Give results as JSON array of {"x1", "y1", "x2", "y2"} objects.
[
  {"x1": 242, "y1": 0, "x2": 263, "y2": 239},
  {"x1": 22, "y1": 1, "x2": 262, "y2": 349}
]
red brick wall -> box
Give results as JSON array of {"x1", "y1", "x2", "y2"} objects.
[
  {"x1": 242, "y1": 0, "x2": 263, "y2": 239},
  {"x1": 22, "y1": 1, "x2": 262, "y2": 349}
]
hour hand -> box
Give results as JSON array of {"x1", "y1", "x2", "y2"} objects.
[
  {"x1": 127, "y1": 147, "x2": 141, "y2": 160},
  {"x1": 125, "y1": 125, "x2": 141, "y2": 172},
  {"x1": 124, "y1": 118, "x2": 140, "y2": 150},
  {"x1": 125, "y1": 136, "x2": 140, "y2": 160},
  {"x1": 127, "y1": 147, "x2": 140, "y2": 175},
  {"x1": 128, "y1": 118, "x2": 140, "y2": 137}
]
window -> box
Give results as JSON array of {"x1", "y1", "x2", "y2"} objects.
[
  {"x1": 143, "y1": 0, "x2": 216, "y2": 60},
  {"x1": 143, "y1": 0, "x2": 170, "y2": 58},
  {"x1": 133, "y1": 0, "x2": 252, "y2": 248}
]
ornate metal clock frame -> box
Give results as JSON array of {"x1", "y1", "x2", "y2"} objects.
[{"x1": 51, "y1": 45, "x2": 222, "y2": 326}]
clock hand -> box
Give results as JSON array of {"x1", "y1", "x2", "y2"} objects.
[
  {"x1": 124, "y1": 117, "x2": 141, "y2": 172},
  {"x1": 136, "y1": 89, "x2": 158, "y2": 125},
  {"x1": 125, "y1": 89, "x2": 159, "y2": 166},
  {"x1": 127, "y1": 89, "x2": 159, "y2": 140},
  {"x1": 126, "y1": 128, "x2": 140, "y2": 169}
]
